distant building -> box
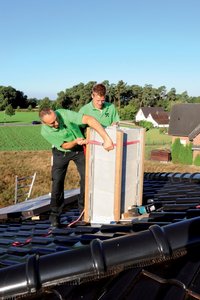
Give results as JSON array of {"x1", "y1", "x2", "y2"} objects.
[
  {"x1": 168, "y1": 103, "x2": 200, "y2": 159},
  {"x1": 135, "y1": 107, "x2": 169, "y2": 127}
]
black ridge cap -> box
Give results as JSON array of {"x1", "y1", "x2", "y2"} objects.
[
  {"x1": 1, "y1": 217, "x2": 200, "y2": 298},
  {"x1": 190, "y1": 172, "x2": 200, "y2": 183},
  {"x1": 170, "y1": 173, "x2": 182, "y2": 182},
  {"x1": 145, "y1": 172, "x2": 200, "y2": 183},
  {"x1": 179, "y1": 173, "x2": 191, "y2": 181}
]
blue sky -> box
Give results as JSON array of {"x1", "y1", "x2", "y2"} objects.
[{"x1": 0, "y1": 0, "x2": 200, "y2": 99}]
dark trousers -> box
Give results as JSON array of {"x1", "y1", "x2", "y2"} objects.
[{"x1": 51, "y1": 147, "x2": 85, "y2": 216}]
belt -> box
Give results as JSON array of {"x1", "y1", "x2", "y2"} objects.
[{"x1": 52, "y1": 147, "x2": 83, "y2": 155}]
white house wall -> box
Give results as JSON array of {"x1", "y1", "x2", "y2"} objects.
[
  {"x1": 146, "y1": 115, "x2": 158, "y2": 127},
  {"x1": 135, "y1": 109, "x2": 145, "y2": 122}
]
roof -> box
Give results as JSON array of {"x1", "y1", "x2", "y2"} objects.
[
  {"x1": 188, "y1": 123, "x2": 200, "y2": 141},
  {"x1": 1, "y1": 172, "x2": 200, "y2": 299},
  {"x1": 168, "y1": 103, "x2": 200, "y2": 136},
  {"x1": 150, "y1": 112, "x2": 169, "y2": 125},
  {"x1": 140, "y1": 107, "x2": 165, "y2": 118}
]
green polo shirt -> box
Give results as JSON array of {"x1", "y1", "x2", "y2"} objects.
[
  {"x1": 79, "y1": 101, "x2": 120, "y2": 127},
  {"x1": 41, "y1": 109, "x2": 84, "y2": 152}
]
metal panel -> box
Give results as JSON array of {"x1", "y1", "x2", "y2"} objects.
[{"x1": 0, "y1": 189, "x2": 79, "y2": 220}]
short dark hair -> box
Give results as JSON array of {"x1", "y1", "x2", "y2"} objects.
[
  {"x1": 39, "y1": 107, "x2": 53, "y2": 120},
  {"x1": 92, "y1": 83, "x2": 106, "y2": 96}
]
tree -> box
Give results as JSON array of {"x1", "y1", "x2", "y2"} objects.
[
  {"x1": 166, "y1": 88, "x2": 177, "y2": 111},
  {"x1": 115, "y1": 80, "x2": 127, "y2": 110},
  {"x1": 177, "y1": 91, "x2": 190, "y2": 103},
  {"x1": 27, "y1": 105, "x2": 32, "y2": 111},
  {"x1": 156, "y1": 86, "x2": 168, "y2": 109},
  {"x1": 58, "y1": 94, "x2": 73, "y2": 109},
  {"x1": 171, "y1": 138, "x2": 182, "y2": 164},
  {"x1": 141, "y1": 84, "x2": 158, "y2": 107},
  {"x1": 107, "y1": 83, "x2": 116, "y2": 104},
  {"x1": 27, "y1": 98, "x2": 37, "y2": 108},
  {"x1": 0, "y1": 86, "x2": 28, "y2": 110},
  {"x1": 39, "y1": 97, "x2": 52, "y2": 110},
  {"x1": 138, "y1": 120, "x2": 153, "y2": 131},
  {"x1": 5, "y1": 104, "x2": 15, "y2": 119},
  {"x1": 118, "y1": 100, "x2": 137, "y2": 120}
]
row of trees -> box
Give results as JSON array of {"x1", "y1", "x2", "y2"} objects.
[
  {"x1": 0, "y1": 86, "x2": 37, "y2": 110},
  {"x1": 1, "y1": 81, "x2": 200, "y2": 120},
  {"x1": 171, "y1": 138, "x2": 200, "y2": 166}
]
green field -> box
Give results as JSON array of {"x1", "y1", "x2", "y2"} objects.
[
  {"x1": 0, "y1": 124, "x2": 172, "y2": 154},
  {"x1": 0, "y1": 111, "x2": 40, "y2": 124},
  {"x1": 0, "y1": 112, "x2": 172, "y2": 152},
  {"x1": 0, "y1": 126, "x2": 51, "y2": 151},
  {"x1": 145, "y1": 128, "x2": 172, "y2": 159},
  {"x1": 145, "y1": 128, "x2": 172, "y2": 145}
]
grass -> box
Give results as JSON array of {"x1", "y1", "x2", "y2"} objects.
[
  {"x1": 0, "y1": 151, "x2": 80, "y2": 208},
  {"x1": 0, "y1": 126, "x2": 51, "y2": 151},
  {"x1": 145, "y1": 129, "x2": 172, "y2": 159},
  {"x1": 0, "y1": 115, "x2": 182, "y2": 207},
  {"x1": 145, "y1": 128, "x2": 172, "y2": 145},
  {"x1": 0, "y1": 111, "x2": 40, "y2": 124},
  {"x1": 0, "y1": 122, "x2": 172, "y2": 154},
  {"x1": 1, "y1": 150, "x2": 200, "y2": 208}
]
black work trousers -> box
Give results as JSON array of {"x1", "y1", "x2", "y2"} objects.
[{"x1": 51, "y1": 147, "x2": 85, "y2": 215}]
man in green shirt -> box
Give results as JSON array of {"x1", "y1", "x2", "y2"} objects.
[
  {"x1": 39, "y1": 107, "x2": 114, "y2": 228},
  {"x1": 79, "y1": 83, "x2": 120, "y2": 129}
]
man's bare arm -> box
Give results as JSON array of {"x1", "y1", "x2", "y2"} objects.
[{"x1": 82, "y1": 115, "x2": 114, "y2": 151}]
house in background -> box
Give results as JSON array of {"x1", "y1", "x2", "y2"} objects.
[
  {"x1": 135, "y1": 107, "x2": 169, "y2": 127},
  {"x1": 168, "y1": 103, "x2": 200, "y2": 159}
]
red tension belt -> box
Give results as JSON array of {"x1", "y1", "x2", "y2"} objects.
[{"x1": 88, "y1": 140, "x2": 140, "y2": 147}]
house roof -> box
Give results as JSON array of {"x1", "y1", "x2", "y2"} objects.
[
  {"x1": 150, "y1": 112, "x2": 169, "y2": 125},
  {"x1": 140, "y1": 107, "x2": 165, "y2": 118},
  {"x1": 168, "y1": 103, "x2": 200, "y2": 137},
  {"x1": 188, "y1": 123, "x2": 200, "y2": 141},
  {"x1": 1, "y1": 172, "x2": 200, "y2": 299}
]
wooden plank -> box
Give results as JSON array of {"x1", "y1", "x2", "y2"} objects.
[
  {"x1": 137, "y1": 128, "x2": 145, "y2": 206},
  {"x1": 84, "y1": 127, "x2": 91, "y2": 223},
  {"x1": 114, "y1": 130, "x2": 123, "y2": 221}
]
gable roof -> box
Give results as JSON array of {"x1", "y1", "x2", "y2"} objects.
[
  {"x1": 150, "y1": 111, "x2": 169, "y2": 125},
  {"x1": 168, "y1": 103, "x2": 200, "y2": 136},
  {"x1": 188, "y1": 123, "x2": 200, "y2": 140},
  {"x1": 140, "y1": 107, "x2": 165, "y2": 118},
  {"x1": 1, "y1": 172, "x2": 200, "y2": 299}
]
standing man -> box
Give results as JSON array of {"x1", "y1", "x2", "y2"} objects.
[
  {"x1": 39, "y1": 107, "x2": 114, "y2": 228},
  {"x1": 79, "y1": 83, "x2": 120, "y2": 128}
]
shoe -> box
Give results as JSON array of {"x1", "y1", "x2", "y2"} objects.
[{"x1": 49, "y1": 214, "x2": 60, "y2": 228}]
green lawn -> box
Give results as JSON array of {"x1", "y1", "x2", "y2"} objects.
[
  {"x1": 145, "y1": 128, "x2": 172, "y2": 159},
  {"x1": 0, "y1": 126, "x2": 172, "y2": 152},
  {"x1": 145, "y1": 128, "x2": 172, "y2": 145},
  {"x1": 0, "y1": 126, "x2": 51, "y2": 151},
  {"x1": 0, "y1": 112, "x2": 172, "y2": 153},
  {"x1": 0, "y1": 111, "x2": 40, "y2": 124}
]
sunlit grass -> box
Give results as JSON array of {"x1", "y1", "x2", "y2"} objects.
[
  {"x1": 0, "y1": 126, "x2": 51, "y2": 150},
  {"x1": 0, "y1": 111, "x2": 40, "y2": 124}
]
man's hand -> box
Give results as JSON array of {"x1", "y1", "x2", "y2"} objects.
[
  {"x1": 111, "y1": 122, "x2": 119, "y2": 126},
  {"x1": 82, "y1": 115, "x2": 114, "y2": 151},
  {"x1": 103, "y1": 137, "x2": 114, "y2": 151},
  {"x1": 76, "y1": 138, "x2": 88, "y2": 146}
]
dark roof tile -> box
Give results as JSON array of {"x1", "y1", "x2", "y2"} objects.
[
  {"x1": 0, "y1": 173, "x2": 200, "y2": 298},
  {"x1": 150, "y1": 112, "x2": 169, "y2": 124},
  {"x1": 169, "y1": 103, "x2": 200, "y2": 136},
  {"x1": 141, "y1": 107, "x2": 165, "y2": 117}
]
